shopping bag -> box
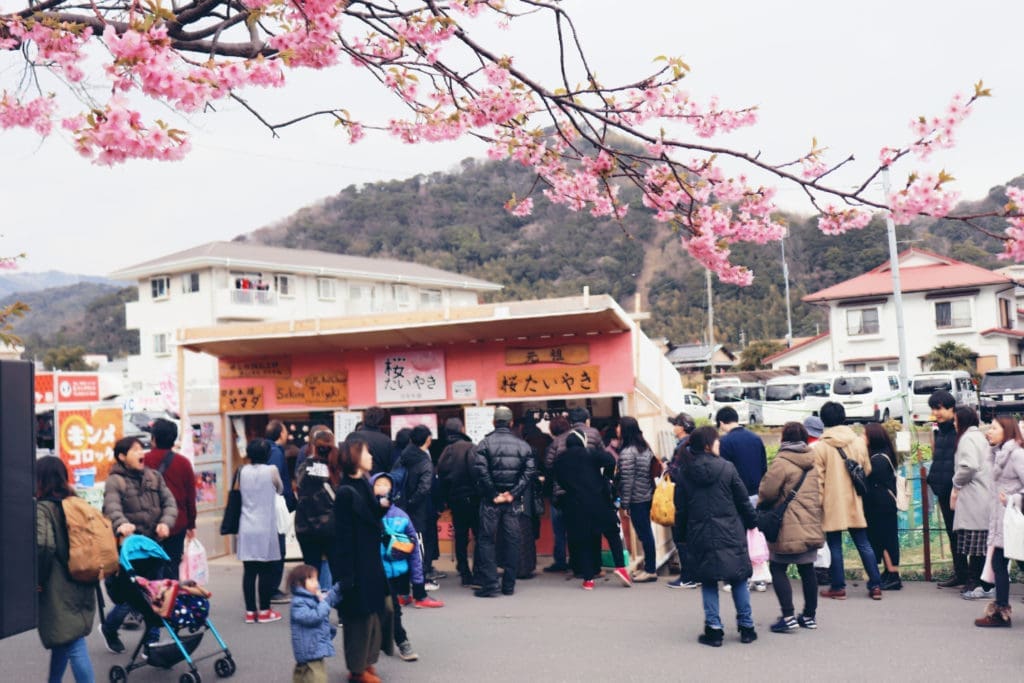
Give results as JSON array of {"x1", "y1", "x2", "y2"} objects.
[
  {"x1": 649, "y1": 473, "x2": 676, "y2": 527},
  {"x1": 814, "y1": 544, "x2": 831, "y2": 569},
  {"x1": 751, "y1": 559, "x2": 772, "y2": 583},
  {"x1": 746, "y1": 528, "x2": 770, "y2": 565},
  {"x1": 275, "y1": 494, "x2": 293, "y2": 535},
  {"x1": 179, "y1": 538, "x2": 209, "y2": 585},
  {"x1": 1003, "y1": 499, "x2": 1024, "y2": 561}
]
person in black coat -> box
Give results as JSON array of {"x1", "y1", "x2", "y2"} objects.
[
  {"x1": 437, "y1": 418, "x2": 481, "y2": 585},
  {"x1": 330, "y1": 434, "x2": 392, "y2": 682},
  {"x1": 552, "y1": 431, "x2": 633, "y2": 590},
  {"x1": 356, "y1": 407, "x2": 395, "y2": 475},
  {"x1": 392, "y1": 425, "x2": 437, "y2": 577},
  {"x1": 675, "y1": 427, "x2": 758, "y2": 647},
  {"x1": 924, "y1": 390, "x2": 968, "y2": 587},
  {"x1": 863, "y1": 423, "x2": 902, "y2": 591}
]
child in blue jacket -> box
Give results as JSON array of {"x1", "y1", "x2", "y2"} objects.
[
  {"x1": 372, "y1": 473, "x2": 444, "y2": 663},
  {"x1": 288, "y1": 564, "x2": 341, "y2": 683}
]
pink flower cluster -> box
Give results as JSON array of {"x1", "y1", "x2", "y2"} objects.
[
  {"x1": 1000, "y1": 186, "x2": 1024, "y2": 262},
  {"x1": 908, "y1": 92, "x2": 972, "y2": 161},
  {"x1": 392, "y1": 16, "x2": 457, "y2": 46},
  {"x1": 504, "y1": 196, "x2": 533, "y2": 217},
  {"x1": 5, "y1": 19, "x2": 93, "y2": 82},
  {"x1": 63, "y1": 99, "x2": 190, "y2": 165},
  {"x1": 0, "y1": 92, "x2": 55, "y2": 135},
  {"x1": 888, "y1": 172, "x2": 959, "y2": 224},
  {"x1": 817, "y1": 206, "x2": 872, "y2": 235}
]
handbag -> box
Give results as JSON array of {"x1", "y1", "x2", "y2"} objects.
[
  {"x1": 837, "y1": 447, "x2": 868, "y2": 497},
  {"x1": 650, "y1": 472, "x2": 676, "y2": 526},
  {"x1": 756, "y1": 466, "x2": 809, "y2": 543},
  {"x1": 218, "y1": 468, "x2": 242, "y2": 535},
  {"x1": 1003, "y1": 497, "x2": 1024, "y2": 561},
  {"x1": 883, "y1": 456, "x2": 910, "y2": 512},
  {"x1": 648, "y1": 450, "x2": 664, "y2": 481},
  {"x1": 179, "y1": 538, "x2": 209, "y2": 585},
  {"x1": 275, "y1": 494, "x2": 293, "y2": 535}
]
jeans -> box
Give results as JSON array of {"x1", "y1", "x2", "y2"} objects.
[
  {"x1": 826, "y1": 528, "x2": 882, "y2": 590},
  {"x1": 701, "y1": 580, "x2": 753, "y2": 629},
  {"x1": 389, "y1": 576, "x2": 410, "y2": 645},
  {"x1": 477, "y1": 501, "x2": 520, "y2": 592},
  {"x1": 550, "y1": 505, "x2": 568, "y2": 567},
  {"x1": 49, "y1": 637, "x2": 94, "y2": 683},
  {"x1": 628, "y1": 502, "x2": 657, "y2": 573}
]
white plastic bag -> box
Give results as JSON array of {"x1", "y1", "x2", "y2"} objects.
[
  {"x1": 1003, "y1": 498, "x2": 1024, "y2": 561},
  {"x1": 814, "y1": 544, "x2": 831, "y2": 569},
  {"x1": 179, "y1": 537, "x2": 209, "y2": 585},
  {"x1": 275, "y1": 494, "x2": 293, "y2": 535}
]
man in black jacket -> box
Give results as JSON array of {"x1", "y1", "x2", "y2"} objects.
[
  {"x1": 437, "y1": 418, "x2": 480, "y2": 585},
  {"x1": 357, "y1": 407, "x2": 395, "y2": 475},
  {"x1": 473, "y1": 406, "x2": 536, "y2": 597},
  {"x1": 393, "y1": 425, "x2": 437, "y2": 578},
  {"x1": 926, "y1": 390, "x2": 969, "y2": 588}
]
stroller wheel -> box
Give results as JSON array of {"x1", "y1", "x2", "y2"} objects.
[
  {"x1": 179, "y1": 673, "x2": 201, "y2": 683},
  {"x1": 214, "y1": 657, "x2": 237, "y2": 678},
  {"x1": 108, "y1": 666, "x2": 127, "y2": 683}
]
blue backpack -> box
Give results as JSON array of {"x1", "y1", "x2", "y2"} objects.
[{"x1": 390, "y1": 463, "x2": 409, "y2": 508}]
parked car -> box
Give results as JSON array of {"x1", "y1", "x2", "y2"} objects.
[
  {"x1": 911, "y1": 371, "x2": 977, "y2": 423},
  {"x1": 708, "y1": 382, "x2": 764, "y2": 425},
  {"x1": 979, "y1": 368, "x2": 1024, "y2": 422},
  {"x1": 830, "y1": 371, "x2": 904, "y2": 423},
  {"x1": 681, "y1": 390, "x2": 714, "y2": 422}
]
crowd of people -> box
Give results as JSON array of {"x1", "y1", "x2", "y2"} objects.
[{"x1": 31, "y1": 391, "x2": 1024, "y2": 681}]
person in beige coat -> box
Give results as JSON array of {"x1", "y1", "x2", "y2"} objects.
[
  {"x1": 813, "y1": 402, "x2": 883, "y2": 600},
  {"x1": 951, "y1": 407, "x2": 995, "y2": 599},
  {"x1": 758, "y1": 422, "x2": 824, "y2": 632}
]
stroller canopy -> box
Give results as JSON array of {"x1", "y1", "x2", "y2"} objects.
[{"x1": 120, "y1": 535, "x2": 171, "y2": 571}]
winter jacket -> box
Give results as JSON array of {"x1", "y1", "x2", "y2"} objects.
[
  {"x1": 295, "y1": 455, "x2": 335, "y2": 537},
  {"x1": 289, "y1": 586, "x2": 340, "y2": 664},
  {"x1": 927, "y1": 420, "x2": 957, "y2": 496},
  {"x1": 552, "y1": 444, "x2": 619, "y2": 538},
  {"x1": 719, "y1": 426, "x2": 768, "y2": 498},
  {"x1": 377, "y1": 497, "x2": 425, "y2": 584},
  {"x1": 436, "y1": 433, "x2": 478, "y2": 504},
  {"x1": 864, "y1": 452, "x2": 898, "y2": 518},
  {"x1": 757, "y1": 443, "x2": 824, "y2": 556},
  {"x1": 356, "y1": 427, "x2": 395, "y2": 476},
  {"x1": 268, "y1": 441, "x2": 296, "y2": 511},
  {"x1": 36, "y1": 499, "x2": 96, "y2": 649},
  {"x1": 546, "y1": 423, "x2": 604, "y2": 500},
  {"x1": 952, "y1": 427, "x2": 993, "y2": 532},
  {"x1": 813, "y1": 425, "x2": 871, "y2": 532},
  {"x1": 393, "y1": 444, "x2": 434, "y2": 532},
  {"x1": 143, "y1": 449, "x2": 197, "y2": 537},
  {"x1": 617, "y1": 445, "x2": 655, "y2": 506},
  {"x1": 330, "y1": 476, "x2": 390, "y2": 618},
  {"x1": 103, "y1": 462, "x2": 177, "y2": 539},
  {"x1": 675, "y1": 451, "x2": 757, "y2": 583},
  {"x1": 474, "y1": 427, "x2": 536, "y2": 502},
  {"x1": 989, "y1": 440, "x2": 1024, "y2": 547}
]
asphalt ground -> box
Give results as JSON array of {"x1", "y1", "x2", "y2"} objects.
[{"x1": 4, "y1": 556, "x2": 1022, "y2": 682}]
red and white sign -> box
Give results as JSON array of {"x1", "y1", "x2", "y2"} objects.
[{"x1": 35, "y1": 373, "x2": 100, "y2": 404}]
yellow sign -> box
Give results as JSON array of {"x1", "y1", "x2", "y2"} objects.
[
  {"x1": 220, "y1": 385, "x2": 265, "y2": 412},
  {"x1": 219, "y1": 356, "x2": 291, "y2": 379},
  {"x1": 497, "y1": 365, "x2": 600, "y2": 397},
  {"x1": 275, "y1": 379, "x2": 307, "y2": 404},
  {"x1": 304, "y1": 371, "x2": 349, "y2": 405},
  {"x1": 505, "y1": 344, "x2": 590, "y2": 365}
]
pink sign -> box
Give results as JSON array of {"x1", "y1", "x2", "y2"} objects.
[
  {"x1": 390, "y1": 413, "x2": 438, "y2": 439},
  {"x1": 375, "y1": 350, "x2": 446, "y2": 403}
]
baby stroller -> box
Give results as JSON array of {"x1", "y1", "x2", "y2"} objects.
[{"x1": 106, "y1": 536, "x2": 236, "y2": 683}]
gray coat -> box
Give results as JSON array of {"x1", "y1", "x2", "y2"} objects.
[
  {"x1": 988, "y1": 440, "x2": 1024, "y2": 548},
  {"x1": 617, "y1": 445, "x2": 654, "y2": 506},
  {"x1": 952, "y1": 427, "x2": 993, "y2": 532},
  {"x1": 237, "y1": 464, "x2": 283, "y2": 562},
  {"x1": 103, "y1": 462, "x2": 177, "y2": 539}
]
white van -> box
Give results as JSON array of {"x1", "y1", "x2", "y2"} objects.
[
  {"x1": 761, "y1": 375, "x2": 833, "y2": 426},
  {"x1": 910, "y1": 371, "x2": 977, "y2": 423},
  {"x1": 706, "y1": 377, "x2": 740, "y2": 402},
  {"x1": 708, "y1": 382, "x2": 762, "y2": 424},
  {"x1": 830, "y1": 371, "x2": 904, "y2": 423}
]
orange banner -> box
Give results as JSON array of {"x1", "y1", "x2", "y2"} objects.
[
  {"x1": 58, "y1": 407, "x2": 123, "y2": 485},
  {"x1": 220, "y1": 385, "x2": 265, "y2": 412},
  {"x1": 497, "y1": 365, "x2": 600, "y2": 397}
]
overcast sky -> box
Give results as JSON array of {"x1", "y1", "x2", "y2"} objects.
[{"x1": 4, "y1": 0, "x2": 1024, "y2": 276}]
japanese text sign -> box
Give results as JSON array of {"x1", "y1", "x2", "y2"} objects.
[
  {"x1": 219, "y1": 356, "x2": 291, "y2": 379},
  {"x1": 375, "y1": 350, "x2": 446, "y2": 403},
  {"x1": 35, "y1": 373, "x2": 100, "y2": 404},
  {"x1": 58, "y1": 407, "x2": 123, "y2": 484},
  {"x1": 219, "y1": 385, "x2": 265, "y2": 412},
  {"x1": 505, "y1": 344, "x2": 590, "y2": 365},
  {"x1": 390, "y1": 413, "x2": 439, "y2": 439},
  {"x1": 275, "y1": 371, "x2": 349, "y2": 406},
  {"x1": 497, "y1": 365, "x2": 600, "y2": 397}
]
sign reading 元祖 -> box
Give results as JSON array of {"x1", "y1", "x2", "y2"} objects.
[
  {"x1": 375, "y1": 350, "x2": 446, "y2": 403},
  {"x1": 505, "y1": 344, "x2": 590, "y2": 366},
  {"x1": 497, "y1": 365, "x2": 600, "y2": 397}
]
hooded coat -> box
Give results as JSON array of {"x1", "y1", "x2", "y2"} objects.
[
  {"x1": 674, "y1": 451, "x2": 757, "y2": 583},
  {"x1": 813, "y1": 425, "x2": 871, "y2": 532},
  {"x1": 757, "y1": 443, "x2": 824, "y2": 556},
  {"x1": 989, "y1": 439, "x2": 1024, "y2": 547},
  {"x1": 952, "y1": 426, "x2": 993, "y2": 532},
  {"x1": 36, "y1": 499, "x2": 96, "y2": 649}
]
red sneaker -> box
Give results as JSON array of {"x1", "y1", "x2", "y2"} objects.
[
  {"x1": 613, "y1": 567, "x2": 633, "y2": 587},
  {"x1": 257, "y1": 609, "x2": 282, "y2": 623},
  {"x1": 582, "y1": 580, "x2": 595, "y2": 591},
  {"x1": 397, "y1": 595, "x2": 412, "y2": 607},
  {"x1": 244, "y1": 612, "x2": 257, "y2": 624},
  {"x1": 412, "y1": 597, "x2": 445, "y2": 609}
]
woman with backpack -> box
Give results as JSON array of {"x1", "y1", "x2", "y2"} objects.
[
  {"x1": 295, "y1": 429, "x2": 338, "y2": 591},
  {"x1": 616, "y1": 416, "x2": 659, "y2": 583},
  {"x1": 757, "y1": 422, "x2": 822, "y2": 633},
  {"x1": 36, "y1": 456, "x2": 97, "y2": 683},
  {"x1": 863, "y1": 423, "x2": 902, "y2": 591}
]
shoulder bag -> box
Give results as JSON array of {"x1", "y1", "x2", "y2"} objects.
[
  {"x1": 219, "y1": 467, "x2": 243, "y2": 535},
  {"x1": 882, "y1": 455, "x2": 910, "y2": 511},
  {"x1": 756, "y1": 465, "x2": 809, "y2": 543},
  {"x1": 837, "y1": 446, "x2": 868, "y2": 497}
]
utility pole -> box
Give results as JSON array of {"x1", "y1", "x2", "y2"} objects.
[
  {"x1": 781, "y1": 231, "x2": 794, "y2": 347},
  {"x1": 706, "y1": 268, "x2": 715, "y2": 349},
  {"x1": 883, "y1": 168, "x2": 913, "y2": 428}
]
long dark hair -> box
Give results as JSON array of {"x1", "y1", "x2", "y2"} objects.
[
  {"x1": 864, "y1": 422, "x2": 897, "y2": 467},
  {"x1": 685, "y1": 426, "x2": 719, "y2": 465},
  {"x1": 954, "y1": 406, "x2": 979, "y2": 446},
  {"x1": 36, "y1": 455, "x2": 73, "y2": 500},
  {"x1": 332, "y1": 434, "x2": 369, "y2": 486},
  {"x1": 618, "y1": 416, "x2": 649, "y2": 452}
]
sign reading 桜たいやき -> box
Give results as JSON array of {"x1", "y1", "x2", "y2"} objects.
[
  {"x1": 497, "y1": 365, "x2": 600, "y2": 397},
  {"x1": 375, "y1": 350, "x2": 446, "y2": 402}
]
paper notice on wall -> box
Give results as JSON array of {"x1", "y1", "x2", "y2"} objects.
[
  {"x1": 464, "y1": 406, "x2": 495, "y2": 444},
  {"x1": 333, "y1": 411, "x2": 363, "y2": 440}
]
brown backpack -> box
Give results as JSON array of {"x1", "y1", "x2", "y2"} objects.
[{"x1": 62, "y1": 495, "x2": 120, "y2": 582}]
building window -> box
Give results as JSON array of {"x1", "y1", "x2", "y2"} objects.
[
  {"x1": 317, "y1": 278, "x2": 336, "y2": 300},
  {"x1": 393, "y1": 284, "x2": 411, "y2": 304},
  {"x1": 1013, "y1": 354, "x2": 1022, "y2": 368},
  {"x1": 274, "y1": 274, "x2": 293, "y2": 297},
  {"x1": 231, "y1": 271, "x2": 267, "y2": 290},
  {"x1": 420, "y1": 289, "x2": 442, "y2": 307},
  {"x1": 150, "y1": 276, "x2": 170, "y2": 300},
  {"x1": 1000, "y1": 298, "x2": 1012, "y2": 329},
  {"x1": 846, "y1": 307, "x2": 879, "y2": 336},
  {"x1": 182, "y1": 272, "x2": 200, "y2": 294},
  {"x1": 935, "y1": 299, "x2": 971, "y2": 329},
  {"x1": 153, "y1": 333, "x2": 169, "y2": 356}
]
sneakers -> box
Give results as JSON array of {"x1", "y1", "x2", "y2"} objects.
[
  {"x1": 244, "y1": 611, "x2": 257, "y2": 625},
  {"x1": 819, "y1": 587, "x2": 847, "y2": 600},
  {"x1": 101, "y1": 627, "x2": 126, "y2": 654},
  {"x1": 722, "y1": 582, "x2": 733, "y2": 593},
  {"x1": 739, "y1": 625, "x2": 758, "y2": 644},
  {"x1": 270, "y1": 590, "x2": 290, "y2": 605},
  {"x1": 397, "y1": 640, "x2": 419, "y2": 661},
  {"x1": 424, "y1": 581, "x2": 441, "y2": 592},
  {"x1": 752, "y1": 581, "x2": 768, "y2": 592},
  {"x1": 870, "y1": 587, "x2": 883, "y2": 600},
  {"x1": 397, "y1": 595, "x2": 413, "y2": 606},
  {"x1": 613, "y1": 567, "x2": 633, "y2": 587},
  {"x1": 770, "y1": 615, "x2": 799, "y2": 633},
  {"x1": 698, "y1": 625, "x2": 724, "y2": 647},
  {"x1": 880, "y1": 572, "x2": 903, "y2": 591},
  {"x1": 425, "y1": 571, "x2": 447, "y2": 581},
  {"x1": 544, "y1": 563, "x2": 570, "y2": 573},
  {"x1": 582, "y1": 580, "x2": 595, "y2": 591},
  {"x1": 413, "y1": 597, "x2": 445, "y2": 609},
  {"x1": 797, "y1": 614, "x2": 818, "y2": 630},
  {"x1": 681, "y1": 581, "x2": 700, "y2": 589},
  {"x1": 632, "y1": 570, "x2": 658, "y2": 583},
  {"x1": 257, "y1": 609, "x2": 283, "y2": 623},
  {"x1": 962, "y1": 586, "x2": 995, "y2": 600},
  {"x1": 937, "y1": 574, "x2": 967, "y2": 589},
  {"x1": 667, "y1": 576, "x2": 685, "y2": 589}
]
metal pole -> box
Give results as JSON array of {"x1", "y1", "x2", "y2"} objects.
[
  {"x1": 782, "y1": 234, "x2": 794, "y2": 347},
  {"x1": 882, "y1": 169, "x2": 913, "y2": 428},
  {"x1": 706, "y1": 269, "x2": 714, "y2": 349}
]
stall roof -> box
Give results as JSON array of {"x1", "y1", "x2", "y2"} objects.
[{"x1": 179, "y1": 294, "x2": 634, "y2": 358}]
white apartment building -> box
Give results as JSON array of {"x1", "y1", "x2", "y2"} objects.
[
  {"x1": 766, "y1": 249, "x2": 1024, "y2": 374},
  {"x1": 110, "y1": 241, "x2": 502, "y2": 413}
]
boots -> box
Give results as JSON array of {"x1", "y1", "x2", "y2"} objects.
[
  {"x1": 975, "y1": 602, "x2": 1012, "y2": 628},
  {"x1": 698, "y1": 624, "x2": 724, "y2": 647}
]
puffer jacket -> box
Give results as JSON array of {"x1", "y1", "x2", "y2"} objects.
[
  {"x1": 36, "y1": 499, "x2": 96, "y2": 649},
  {"x1": 674, "y1": 451, "x2": 757, "y2": 583},
  {"x1": 294, "y1": 454, "x2": 335, "y2": 537},
  {"x1": 617, "y1": 445, "x2": 655, "y2": 506},
  {"x1": 377, "y1": 494, "x2": 425, "y2": 584},
  {"x1": 546, "y1": 423, "x2": 604, "y2": 500},
  {"x1": 813, "y1": 425, "x2": 870, "y2": 532},
  {"x1": 927, "y1": 420, "x2": 957, "y2": 496},
  {"x1": 952, "y1": 426, "x2": 993, "y2": 532},
  {"x1": 757, "y1": 442, "x2": 823, "y2": 556},
  {"x1": 436, "y1": 433, "x2": 478, "y2": 504},
  {"x1": 989, "y1": 439, "x2": 1024, "y2": 547},
  {"x1": 289, "y1": 586, "x2": 339, "y2": 664},
  {"x1": 103, "y1": 462, "x2": 177, "y2": 539},
  {"x1": 473, "y1": 427, "x2": 536, "y2": 501}
]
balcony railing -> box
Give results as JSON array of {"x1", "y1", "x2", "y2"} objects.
[{"x1": 229, "y1": 289, "x2": 277, "y2": 305}]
